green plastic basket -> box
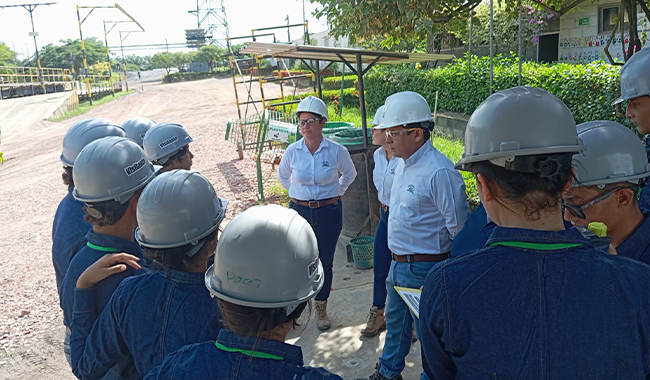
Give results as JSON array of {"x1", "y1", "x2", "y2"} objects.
[
  {"x1": 329, "y1": 127, "x2": 372, "y2": 145},
  {"x1": 322, "y1": 122, "x2": 355, "y2": 137},
  {"x1": 349, "y1": 236, "x2": 374, "y2": 269}
]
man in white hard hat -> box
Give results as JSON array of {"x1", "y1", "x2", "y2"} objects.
[
  {"x1": 612, "y1": 47, "x2": 650, "y2": 208},
  {"x1": 360, "y1": 92, "x2": 469, "y2": 380}
]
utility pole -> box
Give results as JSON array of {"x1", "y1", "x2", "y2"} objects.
[
  {"x1": 0, "y1": 3, "x2": 57, "y2": 93},
  {"x1": 285, "y1": 15, "x2": 290, "y2": 42}
]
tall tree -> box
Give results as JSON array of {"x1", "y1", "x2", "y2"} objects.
[
  {"x1": 38, "y1": 38, "x2": 108, "y2": 72},
  {"x1": 171, "y1": 52, "x2": 191, "y2": 72},
  {"x1": 312, "y1": 0, "x2": 589, "y2": 53},
  {"x1": 150, "y1": 52, "x2": 174, "y2": 74},
  {"x1": 194, "y1": 45, "x2": 226, "y2": 72},
  {"x1": 0, "y1": 42, "x2": 18, "y2": 65}
]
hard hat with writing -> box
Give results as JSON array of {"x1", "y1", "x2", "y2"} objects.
[
  {"x1": 136, "y1": 169, "x2": 228, "y2": 257},
  {"x1": 205, "y1": 204, "x2": 324, "y2": 315},
  {"x1": 371, "y1": 105, "x2": 385, "y2": 127},
  {"x1": 142, "y1": 123, "x2": 195, "y2": 165},
  {"x1": 612, "y1": 47, "x2": 650, "y2": 105},
  {"x1": 60, "y1": 118, "x2": 125, "y2": 167},
  {"x1": 122, "y1": 117, "x2": 156, "y2": 148},
  {"x1": 456, "y1": 86, "x2": 585, "y2": 175},
  {"x1": 573, "y1": 120, "x2": 650, "y2": 187},
  {"x1": 294, "y1": 95, "x2": 329, "y2": 121},
  {"x1": 376, "y1": 91, "x2": 433, "y2": 130},
  {"x1": 73, "y1": 136, "x2": 156, "y2": 205}
]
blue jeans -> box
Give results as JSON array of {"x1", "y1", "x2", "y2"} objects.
[
  {"x1": 290, "y1": 200, "x2": 342, "y2": 301},
  {"x1": 379, "y1": 260, "x2": 434, "y2": 380},
  {"x1": 372, "y1": 207, "x2": 391, "y2": 309}
]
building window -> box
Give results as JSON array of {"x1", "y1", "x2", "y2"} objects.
[{"x1": 599, "y1": 6, "x2": 621, "y2": 33}]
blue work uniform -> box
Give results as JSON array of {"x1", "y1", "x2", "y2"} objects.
[
  {"x1": 616, "y1": 209, "x2": 650, "y2": 265},
  {"x1": 420, "y1": 226, "x2": 650, "y2": 379},
  {"x1": 144, "y1": 330, "x2": 344, "y2": 380},
  {"x1": 71, "y1": 269, "x2": 224, "y2": 379},
  {"x1": 52, "y1": 186, "x2": 91, "y2": 297},
  {"x1": 450, "y1": 203, "x2": 495, "y2": 258},
  {"x1": 640, "y1": 186, "x2": 650, "y2": 210},
  {"x1": 60, "y1": 231, "x2": 146, "y2": 379}
]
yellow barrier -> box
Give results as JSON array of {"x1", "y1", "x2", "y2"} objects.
[{"x1": 0, "y1": 67, "x2": 73, "y2": 85}]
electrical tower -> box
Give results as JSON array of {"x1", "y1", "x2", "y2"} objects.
[{"x1": 188, "y1": 0, "x2": 229, "y2": 48}]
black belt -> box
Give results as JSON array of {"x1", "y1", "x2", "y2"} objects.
[
  {"x1": 391, "y1": 252, "x2": 450, "y2": 263},
  {"x1": 291, "y1": 196, "x2": 340, "y2": 208}
]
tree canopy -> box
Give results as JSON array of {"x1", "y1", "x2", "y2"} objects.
[
  {"x1": 38, "y1": 38, "x2": 109, "y2": 73},
  {"x1": 194, "y1": 45, "x2": 226, "y2": 71},
  {"x1": 150, "y1": 52, "x2": 173, "y2": 74},
  {"x1": 0, "y1": 42, "x2": 18, "y2": 65}
]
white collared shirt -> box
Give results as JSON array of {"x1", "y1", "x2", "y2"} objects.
[
  {"x1": 388, "y1": 141, "x2": 470, "y2": 255},
  {"x1": 373, "y1": 147, "x2": 399, "y2": 206},
  {"x1": 278, "y1": 136, "x2": 357, "y2": 200}
]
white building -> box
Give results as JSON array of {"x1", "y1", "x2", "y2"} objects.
[{"x1": 554, "y1": 0, "x2": 650, "y2": 63}]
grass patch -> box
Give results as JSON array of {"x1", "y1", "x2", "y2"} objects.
[
  {"x1": 48, "y1": 90, "x2": 133, "y2": 122},
  {"x1": 431, "y1": 131, "x2": 479, "y2": 210},
  {"x1": 265, "y1": 181, "x2": 290, "y2": 207}
]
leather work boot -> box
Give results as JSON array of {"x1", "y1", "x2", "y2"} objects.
[
  {"x1": 315, "y1": 300, "x2": 331, "y2": 331},
  {"x1": 360, "y1": 306, "x2": 386, "y2": 337}
]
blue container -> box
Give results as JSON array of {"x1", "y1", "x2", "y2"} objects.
[{"x1": 349, "y1": 236, "x2": 374, "y2": 269}]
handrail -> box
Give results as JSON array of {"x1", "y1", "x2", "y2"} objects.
[{"x1": 0, "y1": 66, "x2": 73, "y2": 85}]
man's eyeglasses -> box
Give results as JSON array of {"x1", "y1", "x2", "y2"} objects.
[
  {"x1": 385, "y1": 128, "x2": 416, "y2": 139},
  {"x1": 299, "y1": 118, "x2": 323, "y2": 127},
  {"x1": 562, "y1": 185, "x2": 635, "y2": 220}
]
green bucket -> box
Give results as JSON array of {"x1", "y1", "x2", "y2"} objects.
[
  {"x1": 329, "y1": 127, "x2": 372, "y2": 146},
  {"x1": 349, "y1": 236, "x2": 374, "y2": 269}
]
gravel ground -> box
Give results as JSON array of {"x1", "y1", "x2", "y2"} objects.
[{"x1": 0, "y1": 77, "x2": 306, "y2": 379}]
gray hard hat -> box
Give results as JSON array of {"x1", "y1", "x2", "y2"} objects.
[
  {"x1": 573, "y1": 120, "x2": 650, "y2": 187},
  {"x1": 294, "y1": 95, "x2": 329, "y2": 121},
  {"x1": 205, "y1": 205, "x2": 324, "y2": 315},
  {"x1": 122, "y1": 117, "x2": 156, "y2": 148},
  {"x1": 143, "y1": 123, "x2": 195, "y2": 165},
  {"x1": 60, "y1": 118, "x2": 125, "y2": 167},
  {"x1": 612, "y1": 47, "x2": 650, "y2": 105},
  {"x1": 73, "y1": 136, "x2": 157, "y2": 204},
  {"x1": 456, "y1": 86, "x2": 586, "y2": 172},
  {"x1": 135, "y1": 169, "x2": 228, "y2": 257}
]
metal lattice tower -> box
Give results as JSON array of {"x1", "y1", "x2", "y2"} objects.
[{"x1": 189, "y1": 0, "x2": 229, "y2": 48}]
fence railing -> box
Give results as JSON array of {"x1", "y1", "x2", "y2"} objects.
[{"x1": 0, "y1": 66, "x2": 73, "y2": 84}]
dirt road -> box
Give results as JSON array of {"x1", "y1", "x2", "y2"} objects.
[{"x1": 0, "y1": 78, "x2": 302, "y2": 379}]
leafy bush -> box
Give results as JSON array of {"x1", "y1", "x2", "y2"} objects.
[
  {"x1": 163, "y1": 69, "x2": 229, "y2": 83},
  {"x1": 364, "y1": 53, "x2": 625, "y2": 125},
  {"x1": 322, "y1": 75, "x2": 357, "y2": 90},
  {"x1": 269, "y1": 88, "x2": 360, "y2": 109}
]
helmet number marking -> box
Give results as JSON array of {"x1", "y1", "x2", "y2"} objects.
[{"x1": 226, "y1": 271, "x2": 262, "y2": 288}]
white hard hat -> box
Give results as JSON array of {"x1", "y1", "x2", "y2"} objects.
[
  {"x1": 376, "y1": 91, "x2": 433, "y2": 130},
  {"x1": 612, "y1": 47, "x2": 650, "y2": 105},
  {"x1": 371, "y1": 105, "x2": 385, "y2": 127},
  {"x1": 294, "y1": 95, "x2": 328, "y2": 121}
]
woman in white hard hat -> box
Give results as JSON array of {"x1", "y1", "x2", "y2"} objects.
[
  {"x1": 144, "y1": 205, "x2": 344, "y2": 380},
  {"x1": 360, "y1": 105, "x2": 399, "y2": 338},
  {"x1": 69, "y1": 170, "x2": 228, "y2": 379},
  {"x1": 419, "y1": 87, "x2": 650, "y2": 379},
  {"x1": 143, "y1": 122, "x2": 195, "y2": 172},
  {"x1": 277, "y1": 95, "x2": 357, "y2": 331}
]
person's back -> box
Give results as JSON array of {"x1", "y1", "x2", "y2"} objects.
[
  {"x1": 145, "y1": 330, "x2": 341, "y2": 380},
  {"x1": 52, "y1": 186, "x2": 90, "y2": 294},
  {"x1": 421, "y1": 226, "x2": 650, "y2": 379}
]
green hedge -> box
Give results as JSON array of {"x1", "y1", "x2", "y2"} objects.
[
  {"x1": 322, "y1": 75, "x2": 357, "y2": 90},
  {"x1": 269, "y1": 88, "x2": 360, "y2": 110},
  {"x1": 163, "y1": 69, "x2": 229, "y2": 83},
  {"x1": 364, "y1": 53, "x2": 625, "y2": 125}
]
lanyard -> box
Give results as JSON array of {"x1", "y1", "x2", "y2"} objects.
[
  {"x1": 86, "y1": 242, "x2": 119, "y2": 253},
  {"x1": 215, "y1": 342, "x2": 285, "y2": 361},
  {"x1": 489, "y1": 241, "x2": 583, "y2": 250}
]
